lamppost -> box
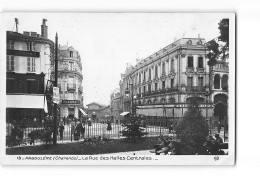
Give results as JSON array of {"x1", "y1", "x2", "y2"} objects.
[{"x1": 205, "y1": 88, "x2": 211, "y2": 134}]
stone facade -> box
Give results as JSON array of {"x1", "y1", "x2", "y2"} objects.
[
  {"x1": 51, "y1": 45, "x2": 84, "y2": 119},
  {"x1": 120, "y1": 38, "x2": 215, "y2": 121}
]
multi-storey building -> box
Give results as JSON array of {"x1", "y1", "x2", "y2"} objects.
[
  {"x1": 51, "y1": 44, "x2": 84, "y2": 119},
  {"x1": 110, "y1": 88, "x2": 123, "y2": 124},
  {"x1": 6, "y1": 19, "x2": 54, "y2": 123},
  {"x1": 120, "y1": 37, "x2": 228, "y2": 125},
  {"x1": 86, "y1": 102, "x2": 111, "y2": 122}
]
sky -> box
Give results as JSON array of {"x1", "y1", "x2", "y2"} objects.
[{"x1": 3, "y1": 13, "x2": 230, "y2": 106}]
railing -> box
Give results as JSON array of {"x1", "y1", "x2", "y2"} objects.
[
  {"x1": 142, "y1": 87, "x2": 178, "y2": 97},
  {"x1": 185, "y1": 86, "x2": 206, "y2": 92},
  {"x1": 6, "y1": 118, "x2": 174, "y2": 147},
  {"x1": 67, "y1": 84, "x2": 76, "y2": 90}
]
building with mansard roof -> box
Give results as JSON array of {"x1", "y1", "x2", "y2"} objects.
[
  {"x1": 120, "y1": 37, "x2": 229, "y2": 126},
  {"x1": 50, "y1": 44, "x2": 84, "y2": 120}
]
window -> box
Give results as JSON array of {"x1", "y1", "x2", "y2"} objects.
[
  {"x1": 6, "y1": 56, "x2": 14, "y2": 71},
  {"x1": 198, "y1": 57, "x2": 203, "y2": 68},
  {"x1": 143, "y1": 86, "x2": 146, "y2": 93},
  {"x1": 143, "y1": 71, "x2": 146, "y2": 82},
  {"x1": 155, "y1": 66, "x2": 158, "y2": 75},
  {"x1": 171, "y1": 78, "x2": 174, "y2": 88},
  {"x1": 139, "y1": 87, "x2": 141, "y2": 94},
  {"x1": 149, "y1": 69, "x2": 151, "y2": 78},
  {"x1": 31, "y1": 42, "x2": 36, "y2": 51},
  {"x1": 26, "y1": 42, "x2": 30, "y2": 51},
  {"x1": 148, "y1": 84, "x2": 151, "y2": 92},
  {"x1": 139, "y1": 73, "x2": 141, "y2": 83},
  {"x1": 27, "y1": 58, "x2": 35, "y2": 72},
  {"x1": 162, "y1": 62, "x2": 165, "y2": 74},
  {"x1": 188, "y1": 56, "x2": 193, "y2": 67},
  {"x1": 7, "y1": 41, "x2": 14, "y2": 50},
  {"x1": 27, "y1": 79, "x2": 37, "y2": 93},
  {"x1": 155, "y1": 83, "x2": 158, "y2": 91},
  {"x1": 198, "y1": 77, "x2": 203, "y2": 87},
  {"x1": 162, "y1": 81, "x2": 165, "y2": 90},
  {"x1": 6, "y1": 79, "x2": 15, "y2": 93},
  {"x1": 171, "y1": 59, "x2": 174, "y2": 71},
  {"x1": 187, "y1": 77, "x2": 193, "y2": 87},
  {"x1": 70, "y1": 51, "x2": 73, "y2": 57},
  {"x1": 69, "y1": 62, "x2": 74, "y2": 71}
]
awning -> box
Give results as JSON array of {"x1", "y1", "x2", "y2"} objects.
[
  {"x1": 79, "y1": 108, "x2": 87, "y2": 116},
  {"x1": 6, "y1": 95, "x2": 45, "y2": 109},
  {"x1": 120, "y1": 112, "x2": 129, "y2": 116}
]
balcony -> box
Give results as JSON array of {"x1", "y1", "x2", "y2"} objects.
[
  {"x1": 185, "y1": 86, "x2": 206, "y2": 92},
  {"x1": 196, "y1": 67, "x2": 205, "y2": 73},
  {"x1": 67, "y1": 84, "x2": 76, "y2": 90},
  {"x1": 186, "y1": 67, "x2": 194, "y2": 73},
  {"x1": 78, "y1": 86, "x2": 83, "y2": 93},
  {"x1": 142, "y1": 87, "x2": 178, "y2": 97}
]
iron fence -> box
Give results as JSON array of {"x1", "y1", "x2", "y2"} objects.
[{"x1": 6, "y1": 118, "x2": 174, "y2": 147}]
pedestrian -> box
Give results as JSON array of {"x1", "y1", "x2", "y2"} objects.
[
  {"x1": 214, "y1": 133, "x2": 223, "y2": 144},
  {"x1": 107, "y1": 121, "x2": 112, "y2": 131},
  {"x1": 74, "y1": 120, "x2": 81, "y2": 140},
  {"x1": 59, "y1": 122, "x2": 64, "y2": 141},
  {"x1": 217, "y1": 121, "x2": 221, "y2": 133},
  {"x1": 81, "y1": 122, "x2": 85, "y2": 139},
  {"x1": 71, "y1": 121, "x2": 75, "y2": 141}
]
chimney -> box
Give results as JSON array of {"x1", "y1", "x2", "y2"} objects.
[{"x1": 41, "y1": 18, "x2": 48, "y2": 39}]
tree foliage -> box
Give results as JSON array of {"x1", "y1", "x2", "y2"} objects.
[
  {"x1": 207, "y1": 18, "x2": 229, "y2": 66},
  {"x1": 176, "y1": 97, "x2": 209, "y2": 146}
]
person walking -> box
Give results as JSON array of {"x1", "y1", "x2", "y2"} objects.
[
  {"x1": 81, "y1": 122, "x2": 85, "y2": 139},
  {"x1": 59, "y1": 122, "x2": 64, "y2": 141},
  {"x1": 70, "y1": 121, "x2": 75, "y2": 141}
]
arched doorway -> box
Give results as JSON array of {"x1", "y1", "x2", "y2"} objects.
[{"x1": 214, "y1": 94, "x2": 228, "y2": 124}]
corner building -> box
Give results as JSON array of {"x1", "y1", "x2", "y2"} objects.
[
  {"x1": 120, "y1": 38, "x2": 215, "y2": 122},
  {"x1": 51, "y1": 45, "x2": 84, "y2": 119},
  {"x1": 6, "y1": 19, "x2": 54, "y2": 123}
]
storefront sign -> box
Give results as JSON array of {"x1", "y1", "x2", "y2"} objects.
[
  {"x1": 7, "y1": 49, "x2": 40, "y2": 57},
  {"x1": 62, "y1": 100, "x2": 80, "y2": 104}
]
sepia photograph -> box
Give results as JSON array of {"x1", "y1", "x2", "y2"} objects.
[{"x1": 0, "y1": 12, "x2": 235, "y2": 165}]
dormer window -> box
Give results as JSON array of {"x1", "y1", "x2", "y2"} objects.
[
  {"x1": 187, "y1": 39, "x2": 192, "y2": 45},
  {"x1": 70, "y1": 51, "x2": 73, "y2": 57},
  {"x1": 197, "y1": 40, "x2": 202, "y2": 45}
]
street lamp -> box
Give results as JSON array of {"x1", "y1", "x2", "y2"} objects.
[{"x1": 205, "y1": 87, "x2": 211, "y2": 134}]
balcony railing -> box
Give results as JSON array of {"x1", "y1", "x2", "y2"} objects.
[
  {"x1": 185, "y1": 86, "x2": 206, "y2": 92},
  {"x1": 141, "y1": 87, "x2": 179, "y2": 97},
  {"x1": 67, "y1": 84, "x2": 76, "y2": 90}
]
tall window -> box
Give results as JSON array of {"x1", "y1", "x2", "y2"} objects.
[
  {"x1": 143, "y1": 86, "x2": 146, "y2": 93},
  {"x1": 162, "y1": 81, "x2": 165, "y2": 90},
  {"x1": 149, "y1": 68, "x2": 151, "y2": 78},
  {"x1": 187, "y1": 77, "x2": 193, "y2": 87},
  {"x1": 171, "y1": 59, "x2": 174, "y2": 71},
  {"x1": 148, "y1": 84, "x2": 151, "y2": 92},
  {"x1": 31, "y1": 42, "x2": 36, "y2": 51},
  {"x1": 143, "y1": 71, "x2": 146, "y2": 82},
  {"x1": 162, "y1": 62, "x2": 165, "y2": 74},
  {"x1": 7, "y1": 40, "x2": 14, "y2": 50},
  {"x1": 69, "y1": 62, "x2": 74, "y2": 71},
  {"x1": 198, "y1": 57, "x2": 203, "y2": 68},
  {"x1": 155, "y1": 66, "x2": 158, "y2": 75},
  {"x1": 198, "y1": 77, "x2": 203, "y2": 87},
  {"x1": 70, "y1": 51, "x2": 73, "y2": 57},
  {"x1": 6, "y1": 79, "x2": 15, "y2": 93},
  {"x1": 26, "y1": 42, "x2": 30, "y2": 51},
  {"x1": 171, "y1": 78, "x2": 174, "y2": 88},
  {"x1": 139, "y1": 87, "x2": 141, "y2": 94},
  {"x1": 6, "y1": 56, "x2": 14, "y2": 71},
  {"x1": 139, "y1": 73, "x2": 141, "y2": 83},
  {"x1": 188, "y1": 56, "x2": 193, "y2": 67},
  {"x1": 155, "y1": 83, "x2": 158, "y2": 91},
  {"x1": 27, "y1": 57, "x2": 35, "y2": 72}
]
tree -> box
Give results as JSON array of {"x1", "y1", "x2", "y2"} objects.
[
  {"x1": 207, "y1": 18, "x2": 229, "y2": 66},
  {"x1": 121, "y1": 114, "x2": 147, "y2": 142},
  {"x1": 175, "y1": 96, "x2": 209, "y2": 154}
]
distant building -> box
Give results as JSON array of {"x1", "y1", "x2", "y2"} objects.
[
  {"x1": 86, "y1": 102, "x2": 111, "y2": 122},
  {"x1": 50, "y1": 44, "x2": 84, "y2": 119},
  {"x1": 110, "y1": 88, "x2": 123, "y2": 123},
  {"x1": 119, "y1": 37, "x2": 228, "y2": 125},
  {"x1": 6, "y1": 19, "x2": 54, "y2": 123}
]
